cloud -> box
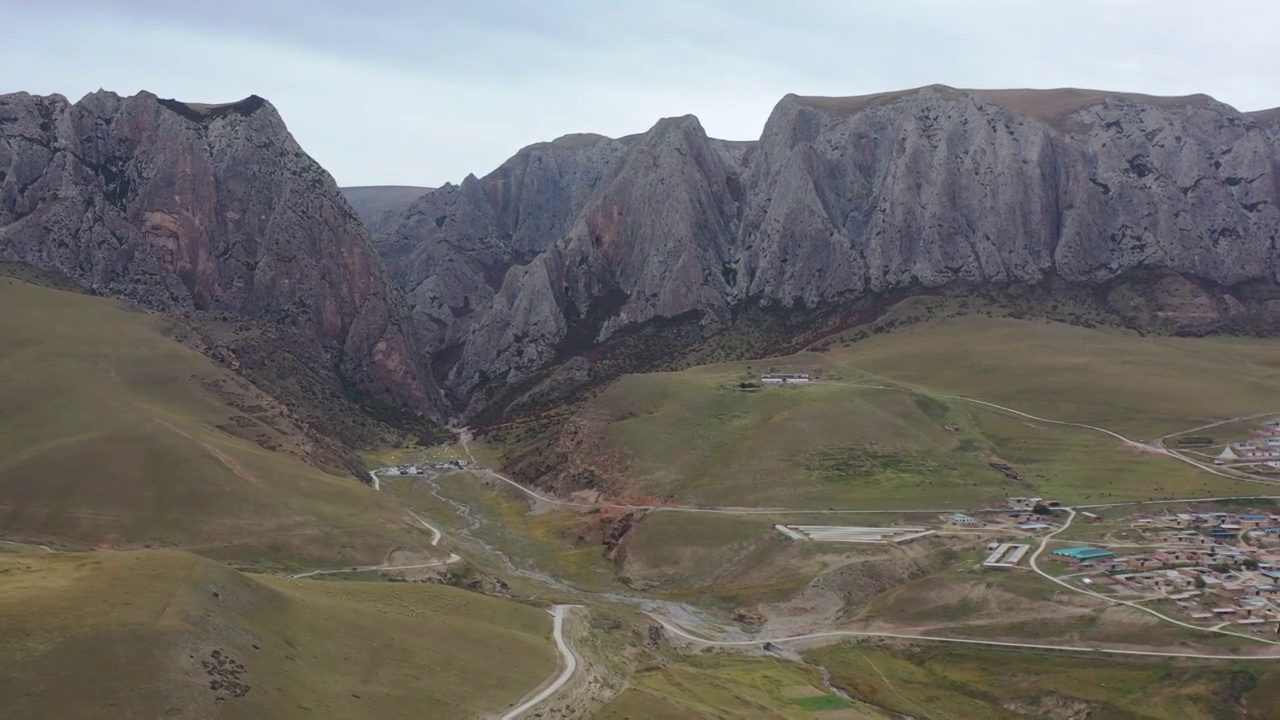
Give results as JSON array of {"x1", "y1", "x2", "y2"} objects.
[{"x1": 2, "y1": 0, "x2": 1278, "y2": 185}]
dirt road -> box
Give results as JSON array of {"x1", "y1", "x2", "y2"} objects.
[
  {"x1": 647, "y1": 612, "x2": 1280, "y2": 660},
  {"x1": 500, "y1": 604, "x2": 582, "y2": 720}
]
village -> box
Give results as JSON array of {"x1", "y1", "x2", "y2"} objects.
[
  {"x1": 1200, "y1": 417, "x2": 1280, "y2": 470},
  {"x1": 775, "y1": 493, "x2": 1280, "y2": 634},
  {"x1": 373, "y1": 459, "x2": 471, "y2": 477},
  {"x1": 978, "y1": 497, "x2": 1280, "y2": 633}
]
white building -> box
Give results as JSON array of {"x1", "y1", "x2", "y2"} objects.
[
  {"x1": 761, "y1": 373, "x2": 811, "y2": 385},
  {"x1": 1216, "y1": 446, "x2": 1239, "y2": 464}
]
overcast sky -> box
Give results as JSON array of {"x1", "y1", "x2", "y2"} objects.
[{"x1": 3, "y1": 1, "x2": 1276, "y2": 186}]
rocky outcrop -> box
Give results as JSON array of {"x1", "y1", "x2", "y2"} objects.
[
  {"x1": 402, "y1": 86, "x2": 1280, "y2": 409},
  {"x1": 341, "y1": 185, "x2": 432, "y2": 236},
  {"x1": 0, "y1": 91, "x2": 445, "y2": 418},
  {"x1": 372, "y1": 133, "x2": 632, "y2": 350},
  {"x1": 449, "y1": 117, "x2": 750, "y2": 398}
]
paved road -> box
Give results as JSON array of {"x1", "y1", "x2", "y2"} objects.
[
  {"x1": 647, "y1": 612, "x2": 1280, "y2": 661},
  {"x1": 500, "y1": 604, "x2": 582, "y2": 720}
]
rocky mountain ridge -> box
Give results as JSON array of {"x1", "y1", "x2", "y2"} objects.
[
  {"x1": 372, "y1": 85, "x2": 1280, "y2": 413},
  {"x1": 4, "y1": 85, "x2": 1279, "y2": 430},
  {"x1": 0, "y1": 90, "x2": 446, "y2": 422}
]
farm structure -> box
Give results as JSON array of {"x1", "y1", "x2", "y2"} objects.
[{"x1": 775, "y1": 525, "x2": 935, "y2": 544}]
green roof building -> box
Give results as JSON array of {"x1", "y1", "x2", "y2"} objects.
[{"x1": 1050, "y1": 547, "x2": 1116, "y2": 562}]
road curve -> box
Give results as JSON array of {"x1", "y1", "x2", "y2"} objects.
[
  {"x1": 288, "y1": 508, "x2": 459, "y2": 579},
  {"x1": 646, "y1": 612, "x2": 1280, "y2": 661},
  {"x1": 501, "y1": 604, "x2": 582, "y2": 720}
]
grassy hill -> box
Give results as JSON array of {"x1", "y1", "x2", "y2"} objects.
[
  {"x1": 0, "y1": 550, "x2": 554, "y2": 719},
  {"x1": 805, "y1": 643, "x2": 1277, "y2": 719},
  {"x1": 0, "y1": 276, "x2": 436, "y2": 569},
  {"x1": 488, "y1": 315, "x2": 1279, "y2": 510}
]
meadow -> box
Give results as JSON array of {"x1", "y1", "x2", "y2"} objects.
[
  {"x1": 0, "y1": 277, "x2": 434, "y2": 570},
  {"x1": 0, "y1": 550, "x2": 554, "y2": 718}
]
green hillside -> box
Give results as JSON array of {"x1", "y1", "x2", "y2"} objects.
[
  {"x1": 0, "y1": 277, "x2": 434, "y2": 569},
  {"x1": 0, "y1": 550, "x2": 555, "y2": 719},
  {"x1": 490, "y1": 315, "x2": 1279, "y2": 510}
]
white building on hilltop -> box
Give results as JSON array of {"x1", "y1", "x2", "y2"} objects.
[{"x1": 762, "y1": 373, "x2": 811, "y2": 385}]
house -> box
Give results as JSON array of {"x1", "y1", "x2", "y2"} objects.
[
  {"x1": 948, "y1": 514, "x2": 979, "y2": 526},
  {"x1": 761, "y1": 373, "x2": 811, "y2": 385},
  {"x1": 1051, "y1": 547, "x2": 1117, "y2": 565},
  {"x1": 1216, "y1": 446, "x2": 1240, "y2": 464}
]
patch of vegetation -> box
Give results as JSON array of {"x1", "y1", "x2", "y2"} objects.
[
  {"x1": 804, "y1": 446, "x2": 958, "y2": 480},
  {"x1": 806, "y1": 643, "x2": 1276, "y2": 720},
  {"x1": 794, "y1": 694, "x2": 855, "y2": 710}
]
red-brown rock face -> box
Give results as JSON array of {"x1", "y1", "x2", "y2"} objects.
[{"x1": 0, "y1": 91, "x2": 444, "y2": 418}]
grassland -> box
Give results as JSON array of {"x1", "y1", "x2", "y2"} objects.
[
  {"x1": 806, "y1": 643, "x2": 1277, "y2": 719},
  {"x1": 602, "y1": 652, "x2": 894, "y2": 719},
  {"x1": 0, "y1": 549, "x2": 555, "y2": 719},
  {"x1": 837, "y1": 316, "x2": 1280, "y2": 438},
  {"x1": 489, "y1": 314, "x2": 1280, "y2": 511},
  {"x1": 0, "y1": 278, "x2": 437, "y2": 569}
]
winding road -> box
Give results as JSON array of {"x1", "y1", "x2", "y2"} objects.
[
  {"x1": 500, "y1": 604, "x2": 582, "y2": 720},
  {"x1": 287, "y1": 508, "x2": 460, "y2": 579}
]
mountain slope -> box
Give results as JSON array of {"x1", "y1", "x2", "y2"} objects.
[
  {"x1": 0, "y1": 275, "x2": 436, "y2": 568},
  {"x1": 0, "y1": 91, "x2": 444, "y2": 419},
  {"x1": 0, "y1": 550, "x2": 555, "y2": 719},
  {"x1": 341, "y1": 185, "x2": 432, "y2": 236},
  {"x1": 379, "y1": 85, "x2": 1280, "y2": 415}
]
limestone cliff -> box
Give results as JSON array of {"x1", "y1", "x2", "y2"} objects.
[{"x1": 392, "y1": 86, "x2": 1279, "y2": 408}]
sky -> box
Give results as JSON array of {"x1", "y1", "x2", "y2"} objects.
[{"x1": 3, "y1": 1, "x2": 1277, "y2": 186}]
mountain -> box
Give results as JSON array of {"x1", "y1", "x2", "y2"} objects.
[
  {"x1": 341, "y1": 185, "x2": 433, "y2": 236},
  {"x1": 0, "y1": 91, "x2": 445, "y2": 424},
  {"x1": 370, "y1": 85, "x2": 1280, "y2": 414},
  {"x1": 373, "y1": 133, "x2": 631, "y2": 355}
]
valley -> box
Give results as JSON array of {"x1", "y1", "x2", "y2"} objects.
[
  {"x1": 5, "y1": 78, "x2": 1280, "y2": 718},
  {"x1": 355, "y1": 312, "x2": 1280, "y2": 717},
  {"x1": 5, "y1": 272, "x2": 1280, "y2": 717}
]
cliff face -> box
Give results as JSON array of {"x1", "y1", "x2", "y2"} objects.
[
  {"x1": 0, "y1": 91, "x2": 444, "y2": 418},
  {"x1": 373, "y1": 133, "x2": 633, "y2": 352},
  {"x1": 737, "y1": 87, "x2": 1278, "y2": 301},
  {"x1": 393, "y1": 86, "x2": 1279, "y2": 408}
]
